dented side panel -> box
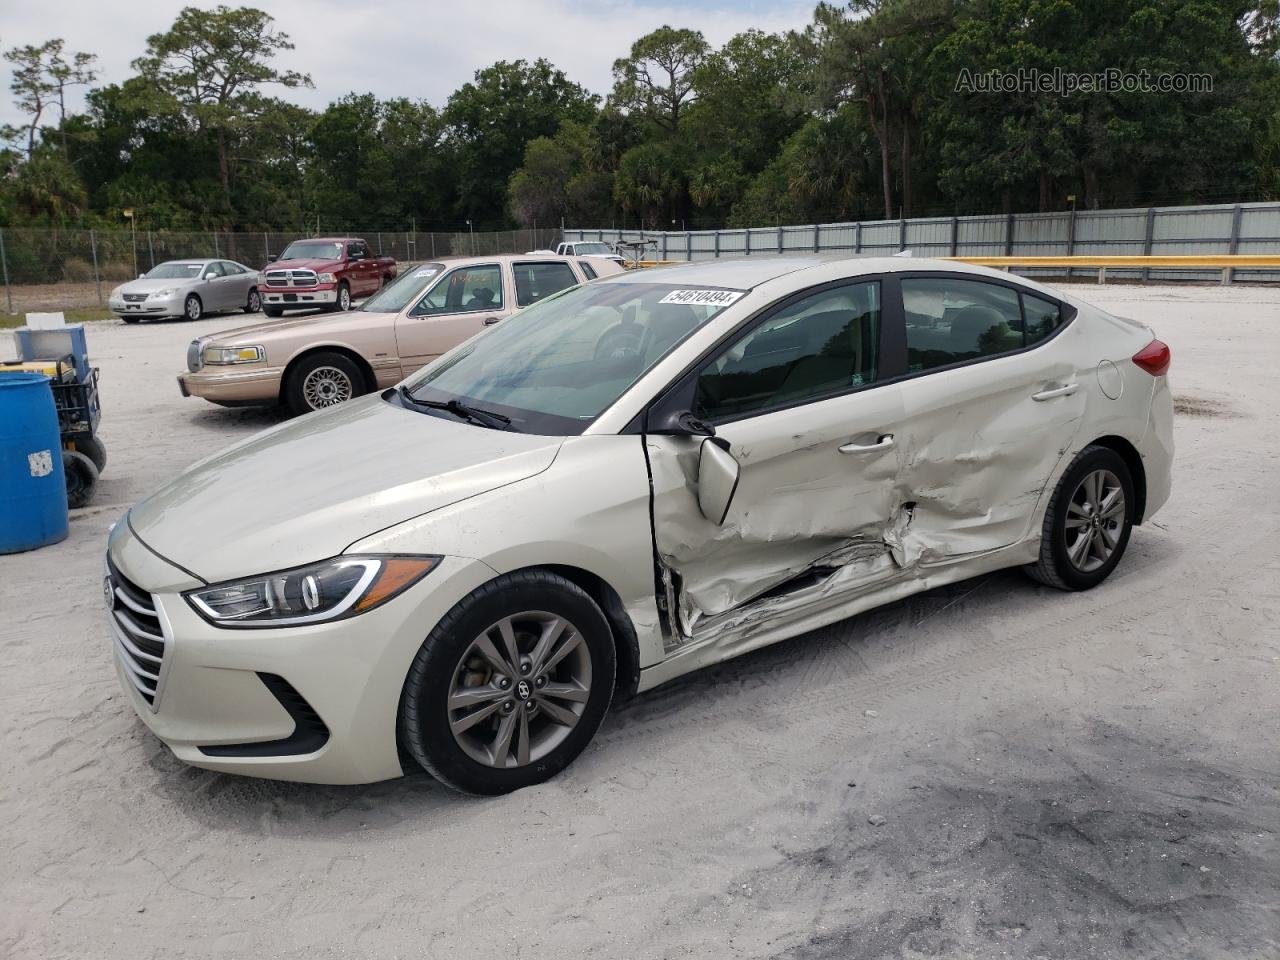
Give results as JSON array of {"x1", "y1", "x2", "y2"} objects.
[{"x1": 648, "y1": 383, "x2": 909, "y2": 636}]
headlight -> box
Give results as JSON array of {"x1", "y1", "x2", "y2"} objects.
[
  {"x1": 149, "y1": 288, "x2": 178, "y2": 298},
  {"x1": 317, "y1": 272, "x2": 337, "y2": 284},
  {"x1": 203, "y1": 344, "x2": 266, "y2": 365},
  {"x1": 185, "y1": 555, "x2": 439, "y2": 627}
]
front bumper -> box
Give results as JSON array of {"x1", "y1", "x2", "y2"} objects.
[
  {"x1": 261, "y1": 285, "x2": 337, "y2": 307},
  {"x1": 111, "y1": 294, "x2": 184, "y2": 317},
  {"x1": 106, "y1": 523, "x2": 498, "y2": 783},
  {"x1": 177, "y1": 366, "x2": 284, "y2": 405}
]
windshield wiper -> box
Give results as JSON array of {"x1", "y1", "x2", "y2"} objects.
[{"x1": 397, "y1": 386, "x2": 512, "y2": 430}]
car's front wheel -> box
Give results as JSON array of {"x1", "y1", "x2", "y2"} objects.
[
  {"x1": 284, "y1": 351, "x2": 364, "y2": 415},
  {"x1": 399, "y1": 570, "x2": 616, "y2": 795},
  {"x1": 1027, "y1": 444, "x2": 1135, "y2": 591},
  {"x1": 184, "y1": 294, "x2": 202, "y2": 321}
]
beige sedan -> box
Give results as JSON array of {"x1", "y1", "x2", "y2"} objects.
[{"x1": 178, "y1": 254, "x2": 622, "y2": 415}]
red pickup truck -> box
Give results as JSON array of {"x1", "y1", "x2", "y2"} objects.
[{"x1": 259, "y1": 237, "x2": 397, "y2": 316}]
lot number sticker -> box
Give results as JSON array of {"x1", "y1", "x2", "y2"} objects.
[{"x1": 659, "y1": 289, "x2": 744, "y2": 308}]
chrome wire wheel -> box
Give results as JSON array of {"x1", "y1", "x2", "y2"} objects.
[
  {"x1": 301, "y1": 365, "x2": 353, "y2": 409},
  {"x1": 447, "y1": 611, "x2": 592, "y2": 769},
  {"x1": 1064, "y1": 468, "x2": 1126, "y2": 572}
]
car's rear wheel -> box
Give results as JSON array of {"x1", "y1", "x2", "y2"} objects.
[
  {"x1": 1027, "y1": 444, "x2": 1135, "y2": 591},
  {"x1": 184, "y1": 294, "x2": 202, "y2": 321},
  {"x1": 284, "y1": 351, "x2": 363, "y2": 415},
  {"x1": 399, "y1": 570, "x2": 615, "y2": 795},
  {"x1": 245, "y1": 288, "x2": 261, "y2": 313}
]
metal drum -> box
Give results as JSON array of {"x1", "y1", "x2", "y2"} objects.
[{"x1": 0, "y1": 373, "x2": 69, "y2": 553}]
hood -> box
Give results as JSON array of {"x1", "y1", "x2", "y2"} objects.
[
  {"x1": 119, "y1": 276, "x2": 201, "y2": 294},
  {"x1": 201, "y1": 310, "x2": 368, "y2": 346},
  {"x1": 269, "y1": 257, "x2": 340, "y2": 271},
  {"x1": 128, "y1": 395, "x2": 563, "y2": 583}
]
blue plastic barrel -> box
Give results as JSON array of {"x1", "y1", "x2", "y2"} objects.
[{"x1": 0, "y1": 373, "x2": 69, "y2": 553}]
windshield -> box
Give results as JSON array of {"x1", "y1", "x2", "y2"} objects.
[
  {"x1": 279, "y1": 241, "x2": 344, "y2": 261},
  {"x1": 400, "y1": 282, "x2": 745, "y2": 435},
  {"x1": 145, "y1": 262, "x2": 205, "y2": 279},
  {"x1": 574, "y1": 242, "x2": 612, "y2": 255},
  {"x1": 360, "y1": 262, "x2": 445, "y2": 313}
]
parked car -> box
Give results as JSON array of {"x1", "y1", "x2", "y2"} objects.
[
  {"x1": 178, "y1": 254, "x2": 622, "y2": 414},
  {"x1": 108, "y1": 259, "x2": 260, "y2": 323},
  {"x1": 259, "y1": 237, "x2": 397, "y2": 317},
  {"x1": 109, "y1": 255, "x2": 1173, "y2": 794},
  {"x1": 555, "y1": 240, "x2": 625, "y2": 265}
]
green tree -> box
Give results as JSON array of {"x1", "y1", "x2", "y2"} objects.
[
  {"x1": 611, "y1": 26, "x2": 709, "y2": 135},
  {"x1": 444, "y1": 59, "x2": 597, "y2": 227},
  {"x1": 130, "y1": 5, "x2": 311, "y2": 228}
]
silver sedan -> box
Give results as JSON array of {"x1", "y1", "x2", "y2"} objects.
[{"x1": 108, "y1": 259, "x2": 261, "y2": 323}]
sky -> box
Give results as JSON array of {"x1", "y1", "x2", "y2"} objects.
[{"x1": 0, "y1": 0, "x2": 815, "y2": 131}]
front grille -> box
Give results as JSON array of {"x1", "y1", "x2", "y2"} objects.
[
  {"x1": 265, "y1": 269, "x2": 318, "y2": 288},
  {"x1": 106, "y1": 557, "x2": 168, "y2": 708},
  {"x1": 123, "y1": 293, "x2": 147, "y2": 303}
]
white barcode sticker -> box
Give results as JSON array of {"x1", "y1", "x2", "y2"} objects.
[{"x1": 659, "y1": 289, "x2": 745, "y2": 307}]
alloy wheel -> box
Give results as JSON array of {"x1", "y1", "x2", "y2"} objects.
[
  {"x1": 185, "y1": 296, "x2": 201, "y2": 320},
  {"x1": 301, "y1": 365, "x2": 353, "y2": 409},
  {"x1": 248, "y1": 290, "x2": 261, "y2": 312},
  {"x1": 1064, "y1": 468, "x2": 1125, "y2": 572},
  {"x1": 338, "y1": 287, "x2": 351, "y2": 310},
  {"x1": 447, "y1": 611, "x2": 592, "y2": 769}
]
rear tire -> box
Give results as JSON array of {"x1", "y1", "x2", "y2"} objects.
[
  {"x1": 1026, "y1": 444, "x2": 1134, "y2": 591},
  {"x1": 73, "y1": 435, "x2": 107, "y2": 473},
  {"x1": 245, "y1": 288, "x2": 261, "y2": 313},
  {"x1": 399, "y1": 570, "x2": 615, "y2": 795},
  {"x1": 284, "y1": 351, "x2": 364, "y2": 415},
  {"x1": 63, "y1": 449, "x2": 99, "y2": 509}
]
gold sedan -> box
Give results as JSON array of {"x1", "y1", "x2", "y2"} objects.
[{"x1": 178, "y1": 255, "x2": 622, "y2": 415}]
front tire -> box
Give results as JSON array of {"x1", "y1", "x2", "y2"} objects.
[
  {"x1": 184, "y1": 294, "x2": 202, "y2": 321},
  {"x1": 263, "y1": 305, "x2": 284, "y2": 318},
  {"x1": 332, "y1": 282, "x2": 352, "y2": 312},
  {"x1": 399, "y1": 570, "x2": 616, "y2": 795},
  {"x1": 1026, "y1": 444, "x2": 1135, "y2": 591},
  {"x1": 284, "y1": 351, "x2": 363, "y2": 415}
]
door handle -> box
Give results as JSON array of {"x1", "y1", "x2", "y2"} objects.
[
  {"x1": 1031, "y1": 382, "x2": 1079, "y2": 402},
  {"x1": 483, "y1": 316, "x2": 501, "y2": 325},
  {"x1": 839, "y1": 434, "x2": 894, "y2": 454}
]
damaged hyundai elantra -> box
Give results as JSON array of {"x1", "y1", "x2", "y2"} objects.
[{"x1": 105, "y1": 256, "x2": 1173, "y2": 794}]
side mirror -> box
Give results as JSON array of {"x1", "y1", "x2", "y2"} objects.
[
  {"x1": 697, "y1": 437, "x2": 740, "y2": 525},
  {"x1": 138, "y1": 273, "x2": 146, "y2": 279},
  {"x1": 267, "y1": 254, "x2": 278, "y2": 262},
  {"x1": 204, "y1": 272, "x2": 217, "y2": 280}
]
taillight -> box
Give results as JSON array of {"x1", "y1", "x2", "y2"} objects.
[{"x1": 1132, "y1": 339, "x2": 1171, "y2": 377}]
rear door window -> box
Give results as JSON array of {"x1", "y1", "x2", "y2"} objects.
[
  {"x1": 901, "y1": 277, "x2": 1024, "y2": 372},
  {"x1": 513, "y1": 261, "x2": 578, "y2": 307},
  {"x1": 1022, "y1": 293, "x2": 1064, "y2": 344}
]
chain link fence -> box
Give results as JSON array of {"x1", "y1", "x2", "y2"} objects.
[{"x1": 0, "y1": 226, "x2": 564, "y2": 313}]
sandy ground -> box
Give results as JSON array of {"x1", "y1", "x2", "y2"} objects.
[{"x1": 1, "y1": 286, "x2": 1278, "y2": 960}]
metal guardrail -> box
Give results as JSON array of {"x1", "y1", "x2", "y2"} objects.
[
  {"x1": 569, "y1": 201, "x2": 1280, "y2": 284},
  {"x1": 626, "y1": 253, "x2": 1280, "y2": 284}
]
